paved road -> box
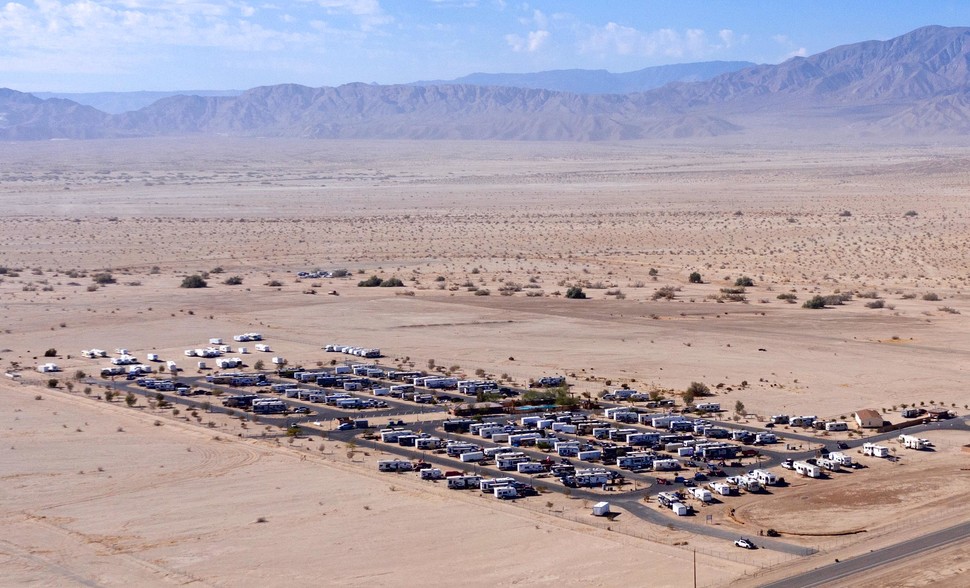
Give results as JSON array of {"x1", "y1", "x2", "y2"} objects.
[{"x1": 759, "y1": 519, "x2": 970, "y2": 587}]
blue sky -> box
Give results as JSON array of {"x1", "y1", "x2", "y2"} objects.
[{"x1": 1, "y1": 1, "x2": 967, "y2": 92}]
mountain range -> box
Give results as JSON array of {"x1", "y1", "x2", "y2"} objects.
[{"x1": 2, "y1": 25, "x2": 969, "y2": 141}]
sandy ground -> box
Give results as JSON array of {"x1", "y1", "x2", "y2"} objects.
[
  {"x1": 2, "y1": 138, "x2": 969, "y2": 586},
  {"x1": 1, "y1": 382, "x2": 754, "y2": 587}
]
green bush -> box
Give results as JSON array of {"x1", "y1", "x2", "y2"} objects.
[
  {"x1": 565, "y1": 287, "x2": 587, "y2": 299},
  {"x1": 180, "y1": 275, "x2": 207, "y2": 288},
  {"x1": 688, "y1": 272, "x2": 702, "y2": 284}
]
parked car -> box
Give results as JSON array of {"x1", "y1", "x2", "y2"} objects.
[
  {"x1": 837, "y1": 441, "x2": 850, "y2": 449},
  {"x1": 292, "y1": 406, "x2": 310, "y2": 414},
  {"x1": 734, "y1": 538, "x2": 757, "y2": 549}
]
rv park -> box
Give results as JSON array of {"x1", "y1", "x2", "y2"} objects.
[{"x1": 2, "y1": 139, "x2": 970, "y2": 587}]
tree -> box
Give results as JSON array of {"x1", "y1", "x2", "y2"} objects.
[
  {"x1": 104, "y1": 390, "x2": 116, "y2": 402},
  {"x1": 125, "y1": 392, "x2": 137, "y2": 407},
  {"x1": 565, "y1": 286, "x2": 587, "y2": 299},
  {"x1": 180, "y1": 275, "x2": 207, "y2": 288},
  {"x1": 688, "y1": 272, "x2": 702, "y2": 284},
  {"x1": 735, "y1": 400, "x2": 746, "y2": 416},
  {"x1": 683, "y1": 388, "x2": 696, "y2": 407},
  {"x1": 253, "y1": 359, "x2": 265, "y2": 371}
]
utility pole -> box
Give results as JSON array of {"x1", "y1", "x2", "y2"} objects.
[{"x1": 693, "y1": 549, "x2": 697, "y2": 588}]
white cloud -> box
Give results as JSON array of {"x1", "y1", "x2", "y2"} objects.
[
  {"x1": 772, "y1": 33, "x2": 807, "y2": 61},
  {"x1": 0, "y1": 0, "x2": 388, "y2": 82},
  {"x1": 579, "y1": 23, "x2": 739, "y2": 60},
  {"x1": 505, "y1": 28, "x2": 548, "y2": 53}
]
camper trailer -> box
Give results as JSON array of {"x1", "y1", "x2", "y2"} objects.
[
  {"x1": 863, "y1": 443, "x2": 891, "y2": 458},
  {"x1": 825, "y1": 421, "x2": 849, "y2": 432},
  {"x1": 689, "y1": 487, "x2": 714, "y2": 502},
  {"x1": 446, "y1": 475, "x2": 482, "y2": 490},
  {"x1": 899, "y1": 435, "x2": 928, "y2": 450},
  {"x1": 793, "y1": 461, "x2": 822, "y2": 478},
  {"x1": 750, "y1": 469, "x2": 778, "y2": 486}
]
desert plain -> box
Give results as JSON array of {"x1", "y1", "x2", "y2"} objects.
[{"x1": 1, "y1": 137, "x2": 969, "y2": 587}]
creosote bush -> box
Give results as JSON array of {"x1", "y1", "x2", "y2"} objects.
[{"x1": 180, "y1": 275, "x2": 207, "y2": 288}]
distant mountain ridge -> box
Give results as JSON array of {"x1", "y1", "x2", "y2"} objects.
[
  {"x1": 411, "y1": 61, "x2": 757, "y2": 95},
  {"x1": 31, "y1": 90, "x2": 243, "y2": 115},
  {"x1": 3, "y1": 26, "x2": 970, "y2": 141}
]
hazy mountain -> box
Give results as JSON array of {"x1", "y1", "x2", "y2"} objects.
[
  {"x1": 0, "y1": 89, "x2": 110, "y2": 140},
  {"x1": 3, "y1": 26, "x2": 970, "y2": 141},
  {"x1": 31, "y1": 90, "x2": 243, "y2": 114},
  {"x1": 412, "y1": 61, "x2": 757, "y2": 94}
]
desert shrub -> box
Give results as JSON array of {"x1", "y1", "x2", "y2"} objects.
[
  {"x1": 379, "y1": 277, "x2": 404, "y2": 287},
  {"x1": 803, "y1": 295, "x2": 827, "y2": 309},
  {"x1": 44, "y1": 348, "x2": 57, "y2": 357},
  {"x1": 777, "y1": 292, "x2": 797, "y2": 302},
  {"x1": 125, "y1": 393, "x2": 136, "y2": 406},
  {"x1": 330, "y1": 269, "x2": 349, "y2": 278},
  {"x1": 686, "y1": 381, "x2": 711, "y2": 397},
  {"x1": 939, "y1": 306, "x2": 960, "y2": 314},
  {"x1": 358, "y1": 275, "x2": 382, "y2": 287},
  {"x1": 223, "y1": 276, "x2": 243, "y2": 285},
  {"x1": 865, "y1": 299, "x2": 885, "y2": 309},
  {"x1": 904, "y1": 210, "x2": 918, "y2": 217},
  {"x1": 838, "y1": 210, "x2": 852, "y2": 217},
  {"x1": 734, "y1": 276, "x2": 754, "y2": 287},
  {"x1": 857, "y1": 290, "x2": 879, "y2": 299},
  {"x1": 47, "y1": 378, "x2": 58, "y2": 388},
  {"x1": 565, "y1": 286, "x2": 587, "y2": 299},
  {"x1": 652, "y1": 286, "x2": 676, "y2": 300},
  {"x1": 180, "y1": 275, "x2": 207, "y2": 288},
  {"x1": 648, "y1": 268, "x2": 658, "y2": 276},
  {"x1": 688, "y1": 272, "x2": 702, "y2": 284},
  {"x1": 821, "y1": 292, "x2": 852, "y2": 305},
  {"x1": 210, "y1": 266, "x2": 224, "y2": 274},
  {"x1": 91, "y1": 272, "x2": 115, "y2": 285},
  {"x1": 474, "y1": 288, "x2": 491, "y2": 296},
  {"x1": 922, "y1": 292, "x2": 940, "y2": 301}
]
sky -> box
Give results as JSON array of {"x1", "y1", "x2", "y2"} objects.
[{"x1": 1, "y1": 1, "x2": 968, "y2": 93}]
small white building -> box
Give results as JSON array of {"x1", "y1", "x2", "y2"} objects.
[
  {"x1": 592, "y1": 501, "x2": 611, "y2": 516},
  {"x1": 854, "y1": 409, "x2": 883, "y2": 429}
]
